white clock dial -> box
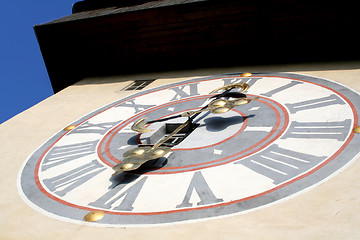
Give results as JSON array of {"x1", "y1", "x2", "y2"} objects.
[{"x1": 18, "y1": 72, "x2": 360, "y2": 226}]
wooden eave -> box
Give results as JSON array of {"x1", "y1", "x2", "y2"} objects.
[{"x1": 34, "y1": 0, "x2": 359, "y2": 92}]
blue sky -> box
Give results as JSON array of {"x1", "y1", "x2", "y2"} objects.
[{"x1": 0, "y1": 1, "x2": 78, "y2": 124}]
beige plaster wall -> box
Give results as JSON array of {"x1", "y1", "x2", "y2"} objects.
[{"x1": 0, "y1": 61, "x2": 359, "y2": 240}]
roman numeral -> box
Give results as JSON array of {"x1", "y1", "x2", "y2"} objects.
[
  {"x1": 221, "y1": 77, "x2": 260, "y2": 87},
  {"x1": 89, "y1": 175, "x2": 147, "y2": 211},
  {"x1": 68, "y1": 121, "x2": 118, "y2": 135},
  {"x1": 169, "y1": 83, "x2": 200, "y2": 101},
  {"x1": 281, "y1": 119, "x2": 351, "y2": 141},
  {"x1": 42, "y1": 159, "x2": 106, "y2": 197},
  {"x1": 42, "y1": 140, "x2": 98, "y2": 171},
  {"x1": 286, "y1": 94, "x2": 345, "y2": 113},
  {"x1": 116, "y1": 99, "x2": 156, "y2": 113},
  {"x1": 260, "y1": 80, "x2": 303, "y2": 97},
  {"x1": 235, "y1": 144, "x2": 326, "y2": 184},
  {"x1": 176, "y1": 171, "x2": 223, "y2": 208}
]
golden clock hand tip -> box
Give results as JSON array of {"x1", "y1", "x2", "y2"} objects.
[{"x1": 132, "y1": 117, "x2": 153, "y2": 133}]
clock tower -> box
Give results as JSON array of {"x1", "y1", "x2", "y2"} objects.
[{"x1": 1, "y1": 0, "x2": 360, "y2": 239}]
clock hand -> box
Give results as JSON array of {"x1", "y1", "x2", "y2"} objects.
[
  {"x1": 134, "y1": 92, "x2": 247, "y2": 125},
  {"x1": 132, "y1": 96, "x2": 258, "y2": 133},
  {"x1": 112, "y1": 82, "x2": 258, "y2": 176},
  {"x1": 132, "y1": 83, "x2": 254, "y2": 133}
]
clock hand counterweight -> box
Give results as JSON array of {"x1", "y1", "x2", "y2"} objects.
[{"x1": 112, "y1": 82, "x2": 258, "y2": 176}]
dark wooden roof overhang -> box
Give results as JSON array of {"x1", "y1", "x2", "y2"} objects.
[{"x1": 34, "y1": 0, "x2": 359, "y2": 92}]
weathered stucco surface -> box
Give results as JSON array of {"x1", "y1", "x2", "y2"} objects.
[{"x1": 1, "y1": 62, "x2": 359, "y2": 239}]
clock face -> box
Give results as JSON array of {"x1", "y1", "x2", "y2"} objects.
[{"x1": 18, "y1": 72, "x2": 360, "y2": 226}]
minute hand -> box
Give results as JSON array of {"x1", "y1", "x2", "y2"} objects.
[{"x1": 132, "y1": 84, "x2": 251, "y2": 133}]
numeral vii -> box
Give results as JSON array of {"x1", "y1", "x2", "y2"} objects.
[
  {"x1": 43, "y1": 160, "x2": 106, "y2": 197},
  {"x1": 42, "y1": 141, "x2": 98, "y2": 171}
]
